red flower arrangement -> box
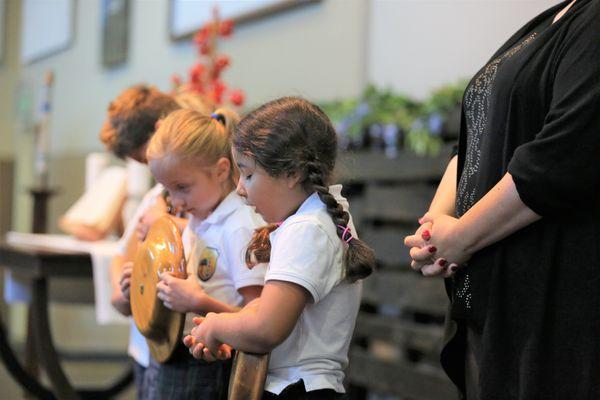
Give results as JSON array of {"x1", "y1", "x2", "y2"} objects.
[{"x1": 171, "y1": 7, "x2": 245, "y2": 108}]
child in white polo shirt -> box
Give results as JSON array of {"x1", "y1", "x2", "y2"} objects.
[
  {"x1": 143, "y1": 108, "x2": 266, "y2": 399},
  {"x1": 184, "y1": 97, "x2": 376, "y2": 399}
]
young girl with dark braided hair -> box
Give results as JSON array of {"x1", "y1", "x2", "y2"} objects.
[{"x1": 183, "y1": 97, "x2": 375, "y2": 399}]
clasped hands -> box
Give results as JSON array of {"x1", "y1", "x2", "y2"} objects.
[
  {"x1": 183, "y1": 314, "x2": 232, "y2": 362},
  {"x1": 403, "y1": 213, "x2": 472, "y2": 277}
]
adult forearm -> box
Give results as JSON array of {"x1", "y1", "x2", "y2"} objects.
[
  {"x1": 428, "y1": 156, "x2": 458, "y2": 217},
  {"x1": 456, "y1": 172, "x2": 541, "y2": 255}
]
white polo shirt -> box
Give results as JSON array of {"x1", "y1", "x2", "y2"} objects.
[
  {"x1": 182, "y1": 191, "x2": 267, "y2": 333},
  {"x1": 264, "y1": 184, "x2": 362, "y2": 395}
]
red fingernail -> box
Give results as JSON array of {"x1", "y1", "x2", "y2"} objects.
[
  {"x1": 422, "y1": 230, "x2": 431, "y2": 240},
  {"x1": 428, "y1": 246, "x2": 437, "y2": 253},
  {"x1": 450, "y1": 265, "x2": 458, "y2": 272},
  {"x1": 439, "y1": 258, "x2": 447, "y2": 267}
]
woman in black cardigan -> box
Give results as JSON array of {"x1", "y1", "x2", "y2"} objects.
[{"x1": 404, "y1": 0, "x2": 600, "y2": 399}]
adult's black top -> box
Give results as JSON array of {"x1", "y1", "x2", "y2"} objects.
[{"x1": 442, "y1": 1, "x2": 600, "y2": 399}]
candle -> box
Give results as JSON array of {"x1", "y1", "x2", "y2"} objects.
[{"x1": 34, "y1": 71, "x2": 54, "y2": 189}]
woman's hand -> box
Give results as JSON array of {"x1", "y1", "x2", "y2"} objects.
[
  {"x1": 423, "y1": 214, "x2": 473, "y2": 266},
  {"x1": 119, "y1": 262, "x2": 133, "y2": 300},
  {"x1": 183, "y1": 314, "x2": 232, "y2": 362},
  {"x1": 136, "y1": 196, "x2": 168, "y2": 241},
  {"x1": 406, "y1": 173, "x2": 543, "y2": 279},
  {"x1": 404, "y1": 214, "x2": 465, "y2": 278},
  {"x1": 156, "y1": 272, "x2": 205, "y2": 313},
  {"x1": 404, "y1": 218, "x2": 435, "y2": 272}
]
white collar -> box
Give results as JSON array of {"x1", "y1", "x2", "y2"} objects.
[
  {"x1": 282, "y1": 184, "x2": 344, "y2": 225},
  {"x1": 190, "y1": 191, "x2": 242, "y2": 230}
]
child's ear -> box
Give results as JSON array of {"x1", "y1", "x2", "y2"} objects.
[
  {"x1": 215, "y1": 157, "x2": 231, "y2": 182},
  {"x1": 285, "y1": 171, "x2": 302, "y2": 189}
]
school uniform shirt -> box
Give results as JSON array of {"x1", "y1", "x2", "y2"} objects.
[
  {"x1": 182, "y1": 191, "x2": 267, "y2": 333},
  {"x1": 116, "y1": 183, "x2": 164, "y2": 368},
  {"x1": 264, "y1": 184, "x2": 362, "y2": 395}
]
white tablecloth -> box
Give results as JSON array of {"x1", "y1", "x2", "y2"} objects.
[{"x1": 3, "y1": 232, "x2": 128, "y2": 325}]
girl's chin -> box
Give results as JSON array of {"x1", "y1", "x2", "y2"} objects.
[{"x1": 189, "y1": 209, "x2": 208, "y2": 219}]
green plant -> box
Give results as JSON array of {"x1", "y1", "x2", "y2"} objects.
[
  {"x1": 361, "y1": 85, "x2": 420, "y2": 130},
  {"x1": 422, "y1": 79, "x2": 468, "y2": 115},
  {"x1": 320, "y1": 80, "x2": 468, "y2": 156}
]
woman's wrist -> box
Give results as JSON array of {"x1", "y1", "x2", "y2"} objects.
[{"x1": 452, "y1": 216, "x2": 479, "y2": 260}]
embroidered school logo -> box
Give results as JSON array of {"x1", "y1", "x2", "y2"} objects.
[{"x1": 197, "y1": 247, "x2": 219, "y2": 281}]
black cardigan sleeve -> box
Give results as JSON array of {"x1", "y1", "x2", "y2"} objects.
[{"x1": 508, "y1": 12, "x2": 600, "y2": 217}]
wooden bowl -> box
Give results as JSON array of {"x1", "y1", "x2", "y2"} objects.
[{"x1": 131, "y1": 215, "x2": 186, "y2": 363}]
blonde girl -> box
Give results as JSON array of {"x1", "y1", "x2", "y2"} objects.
[{"x1": 145, "y1": 108, "x2": 267, "y2": 399}]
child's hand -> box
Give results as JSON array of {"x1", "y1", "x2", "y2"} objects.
[
  {"x1": 136, "y1": 196, "x2": 168, "y2": 241},
  {"x1": 110, "y1": 290, "x2": 131, "y2": 316},
  {"x1": 156, "y1": 272, "x2": 205, "y2": 313},
  {"x1": 183, "y1": 314, "x2": 231, "y2": 362},
  {"x1": 183, "y1": 334, "x2": 232, "y2": 362},
  {"x1": 120, "y1": 262, "x2": 133, "y2": 300}
]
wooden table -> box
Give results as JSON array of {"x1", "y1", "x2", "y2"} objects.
[{"x1": 0, "y1": 242, "x2": 132, "y2": 400}]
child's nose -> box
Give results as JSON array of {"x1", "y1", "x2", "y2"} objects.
[
  {"x1": 170, "y1": 195, "x2": 185, "y2": 209},
  {"x1": 236, "y1": 179, "x2": 246, "y2": 198}
]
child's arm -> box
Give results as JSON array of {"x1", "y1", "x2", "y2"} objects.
[
  {"x1": 185, "y1": 280, "x2": 309, "y2": 357},
  {"x1": 238, "y1": 285, "x2": 263, "y2": 305},
  {"x1": 110, "y1": 255, "x2": 132, "y2": 316},
  {"x1": 156, "y1": 273, "x2": 261, "y2": 314}
]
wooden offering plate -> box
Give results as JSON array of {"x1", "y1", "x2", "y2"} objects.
[{"x1": 131, "y1": 215, "x2": 186, "y2": 362}]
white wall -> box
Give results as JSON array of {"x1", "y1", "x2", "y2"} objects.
[{"x1": 367, "y1": 0, "x2": 557, "y2": 99}]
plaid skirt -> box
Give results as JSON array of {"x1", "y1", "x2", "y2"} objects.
[
  {"x1": 151, "y1": 344, "x2": 232, "y2": 400},
  {"x1": 133, "y1": 360, "x2": 159, "y2": 400}
]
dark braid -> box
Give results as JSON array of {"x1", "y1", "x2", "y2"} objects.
[
  {"x1": 236, "y1": 97, "x2": 374, "y2": 281},
  {"x1": 306, "y1": 161, "x2": 349, "y2": 228},
  {"x1": 306, "y1": 161, "x2": 374, "y2": 282},
  {"x1": 245, "y1": 223, "x2": 279, "y2": 267}
]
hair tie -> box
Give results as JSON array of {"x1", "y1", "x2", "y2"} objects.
[
  {"x1": 211, "y1": 112, "x2": 226, "y2": 125},
  {"x1": 337, "y1": 224, "x2": 354, "y2": 244}
]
